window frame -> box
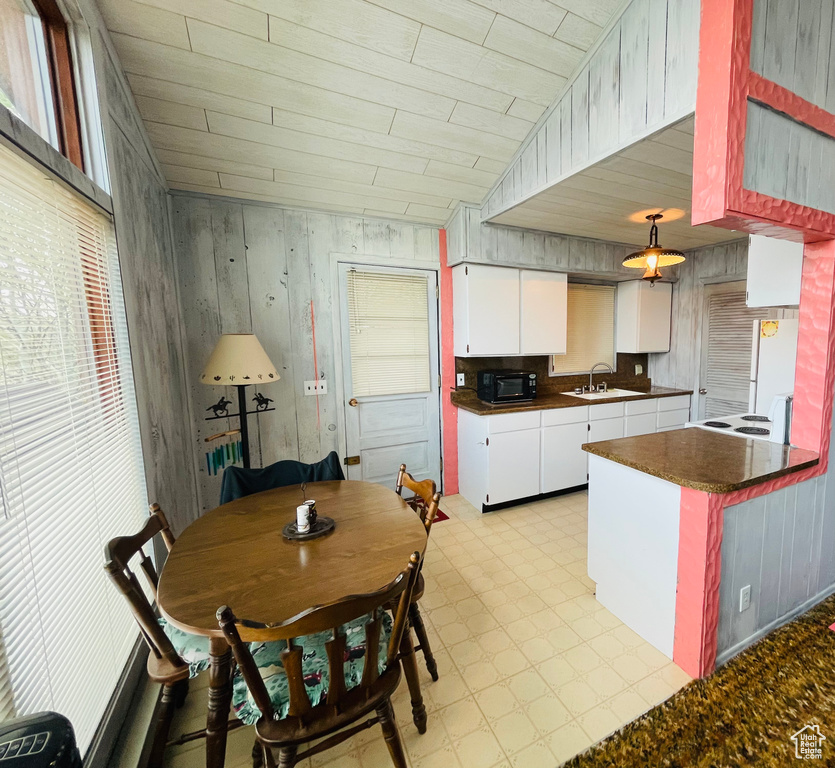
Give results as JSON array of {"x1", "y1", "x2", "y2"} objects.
[
  {"x1": 548, "y1": 281, "x2": 618, "y2": 377},
  {"x1": 30, "y1": 0, "x2": 84, "y2": 169}
]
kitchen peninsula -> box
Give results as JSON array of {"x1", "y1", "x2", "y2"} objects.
[{"x1": 583, "y1": 430, "x2": 821, "y2": 674}]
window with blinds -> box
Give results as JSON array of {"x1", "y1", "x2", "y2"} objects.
[
  {"x1": 0, "y1": 142, "x2": 147, "y2": 750},
  {"x1": 550, "y1": 284, "x2": 616, "y2": 375},
  {"x1": 346, "y1": 269, "x2": 431, "y2": 397}
]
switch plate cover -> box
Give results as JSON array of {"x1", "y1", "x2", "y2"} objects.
[{"x1": 456, "y1": 373, "x2": 465, "y2": 387}]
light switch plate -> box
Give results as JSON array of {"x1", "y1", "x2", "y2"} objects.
[
  {"x1": 304, "y1": 380, "x2": 327, "y2": 396},
  {"x1": 456, "y1": 373, "x2": 466, "y2": 387}
]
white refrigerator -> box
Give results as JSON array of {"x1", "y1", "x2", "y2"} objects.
[{"x1": 749, "y1": 318, "x2": 799, "y2": 414}]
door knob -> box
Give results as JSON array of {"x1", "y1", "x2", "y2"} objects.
[
  {"x1": 699, "y1": 388, "x2": 707, "y2": 394},
  {"x1": 348, "y1": 398, "x2": 358, "y2": 407}
]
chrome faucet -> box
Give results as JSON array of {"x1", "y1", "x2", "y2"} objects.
[{"x1": 587, "y1": 362, "x2": 614, "y2": 393}]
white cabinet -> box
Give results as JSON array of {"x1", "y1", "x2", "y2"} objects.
[
  {"x1": 588, "y1": 402, "x2": 625, "y2": 443},
  {"x1": 624, "y1": 396, "x2": 657, "y2": 436},
  {"x1": 520, "y1": 270, "x2": 567, "y2": 355},
  {"x1": 542, "y1": 407, "x2": 589, "y2": 493},
  {"x1": 458, "y1": 410, "x2": 540, "y2": 508},
  {"x1": 746, "y1": 234, "x2": 802, "y2": 308},
  {"x1": 625, "y1": 413, "x2": 657, "y2": 437},
  {"x1": 453, "y1": 265, "x2": 567, "y2": 356},
  {"x1": 657, "y1": 394, "x2": 691, "y2": 430},
  {"x1": 453, "y1": 264, "x2": 519, "y2": 356},
  {"x1": 616, "y1": 281, "x2": 672, "y2": 353},
  {"x1": 588, "y1": 417, "x2": 624, "y2": 444},
  {"x1": 488, "y1": 429, "x2": 540, "y2": 504},
  {"x1": 457, "y1": 395, "x2": 689, "y2": 510}
]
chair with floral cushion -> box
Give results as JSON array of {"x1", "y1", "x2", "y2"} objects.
[
  {"x1": 104, "y1": 504, "x2": 226, "y2": 768},
  {"x1": 217, "y1": 550, "x2": 421, "y2": 768},
  {"x1": 395, "y1": 464, "x2": 441, "y2": 683}
]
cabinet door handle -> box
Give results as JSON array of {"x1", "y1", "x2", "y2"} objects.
[{"x1": 698, "y1": 388, "x2": 707, "y2": 395}]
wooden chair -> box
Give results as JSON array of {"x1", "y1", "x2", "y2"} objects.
[
  {"x1": 104, "y1": 504, "x2": 222, "y2": 768},
  {"x1": 217, "y1": 551, "x2": 421, "y2": 768},
  {"x1": 395, "y1": 464, "x2": 441, "y2": 682}
]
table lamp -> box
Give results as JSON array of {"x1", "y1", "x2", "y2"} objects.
[{"x1": 200, "y1": 333, "x2": 279, "y2": 468}]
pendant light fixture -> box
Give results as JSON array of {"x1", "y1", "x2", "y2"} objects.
[{"x1": 622, "y1": 213, "x2": 685, "y2": 285}]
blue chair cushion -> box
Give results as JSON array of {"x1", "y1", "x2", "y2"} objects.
[
  {"x1": 159, "y1": 618, "x2": 211, "y2": 678},
  {"x1": 231, "y1": 610, "x2": 392, "y2": 725}
]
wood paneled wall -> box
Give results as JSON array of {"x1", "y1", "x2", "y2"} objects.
[
  {"x1": 481, "y1": 0, "x2": 700, "y2": 220},
  {"x1": 717, "y1": 461, "x2": 835, "y2": 665},
  {"x1": 95, "y1": 32, "x2": 198, "y2": 535},
  {"x1": 171, "y1": 194, "x2": 440, "y2": 512},
  {"x1": 743, "y1": 0, "x2": 835, "y2": 216},
  {"x1": 447, "y1": 202, "x2": 652, "y2": 280},
  {"x1": 744, "y1": 100, "x2": 835, "y2": 216}
]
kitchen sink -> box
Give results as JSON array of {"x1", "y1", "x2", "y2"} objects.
[{"x1": 559, "y1": 388, "x2": 645, "y2": 400}]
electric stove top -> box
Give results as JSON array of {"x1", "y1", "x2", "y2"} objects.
[{"x1": 685, "y1": 413, "x2": 773, "y2": 441}]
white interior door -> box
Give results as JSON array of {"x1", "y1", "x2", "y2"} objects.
[
  {"x1": 339, "y1": 264, "x2": 441, "y2": 489},
  {"x1": 699, "y1": 282, "x2": 764, "y2": 418}
]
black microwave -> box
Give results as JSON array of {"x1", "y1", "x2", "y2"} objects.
[{"x1": 477, "y1": 370, "x2": 537, "y2": 404}]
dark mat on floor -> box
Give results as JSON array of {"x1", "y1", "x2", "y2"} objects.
[{"x1": 563, "y1": 593, "x2": 835, "y2": 767}]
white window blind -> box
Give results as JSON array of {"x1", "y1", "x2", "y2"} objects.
[
  {"x1": 346, "y1": 269, "x2": 431, "y2": 397},
  {"x1": 0, "y1": 142, "x2": 147, "y2": 750},
  {"x1": 551, "y1": 284, "x2": 616, "y2": 375}
]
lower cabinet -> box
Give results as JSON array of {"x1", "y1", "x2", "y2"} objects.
[
  {"x1": 625, "y1": 412, "x2": 657, "y2": 437},
  {"x1": 542, "y1": 422, "x2": 588, "y2": 493},
  {"x1": 457, "y1": 394, "x2": 691, "y2": 510},
  {"x1": 588, "y1": 417, "x2": 624, "y2": 443},
  {"x1": 487, "y1": 429, "x2": 540, "y2": 504}
]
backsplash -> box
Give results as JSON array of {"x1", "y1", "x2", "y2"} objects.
[{"x1": 455, "y1": 354, "x2": 651, "y2": 394}]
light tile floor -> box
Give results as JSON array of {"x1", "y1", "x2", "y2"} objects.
[{"x1": 163, "y1": 491, "x2": 691, "y2": 768}]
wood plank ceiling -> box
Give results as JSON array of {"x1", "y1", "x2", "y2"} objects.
[
  {"x1": 97, "y1": 0, "x2": 623, "y2": 226},
  {"x1": 490, "y1": 117, "x2": 747, "y2": 249}
]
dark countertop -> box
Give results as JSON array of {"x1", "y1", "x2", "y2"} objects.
[
  {"x1": 450, "y1": 386, "x2": 692, "y2": 415},
  {"x1": 582, "y1": 429, "x2": 820, "y2": 493}
]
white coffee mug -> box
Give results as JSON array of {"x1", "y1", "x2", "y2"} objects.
[{"x1": 296, "y1": 504, "x2": 311, "y2": 533}]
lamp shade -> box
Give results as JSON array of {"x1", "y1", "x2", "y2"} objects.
[{"x1": 200, "y1": 333, "x2": 279, "y2": 386}]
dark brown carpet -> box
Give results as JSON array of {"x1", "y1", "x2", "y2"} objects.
[{"x1": 562, "y1": 593, "x2": 835, "y2": 767}]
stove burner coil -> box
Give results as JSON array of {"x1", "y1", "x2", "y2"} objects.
[
  {"x1": 741, "y1": 415, "x2": 770, "y2": 422},
  {"x1": 704, "y1": 421, "x2": 732, "y2": 428},
  {"x1": 735, "y1": 426, "x2": 770, "y2": 435}
]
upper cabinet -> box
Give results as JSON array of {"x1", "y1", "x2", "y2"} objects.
[
  {"x1": 746, "y1": 235, "x2": 803, "y2": 308},
  {"x1": 616, "y1": 281, "x2": 672, "y2": 354},
  {"x1": 453, "y1": 264, "x2": 520, "y2": 356},
  {"x1": 520, "y1": 270, "x2": 567, "y2": 355},
  {"x1": 453, "y1": 265, "x2": 567, "y2": 357}
]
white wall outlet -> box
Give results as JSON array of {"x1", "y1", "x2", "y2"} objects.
[
  {"x1": 456, "y1": 373, "x2": 466, "y2": 387},
  {"x1": 739, "y1": 584, "x2": 751, "y2": 612},
  {"x1": 635, "y1": 364, "x2": 643, "y2": 375},
  {"x1": 304, "y1": 380, "x2": 328, "y2": 396}
]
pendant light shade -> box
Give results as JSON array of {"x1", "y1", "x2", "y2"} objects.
[{"x1": 622, "y1": 214, "x2": 685, "y2": 284}]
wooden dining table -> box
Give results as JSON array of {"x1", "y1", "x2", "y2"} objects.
[{"x1": 157, "y1": 480, "x2": 429, "y2": 768}]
